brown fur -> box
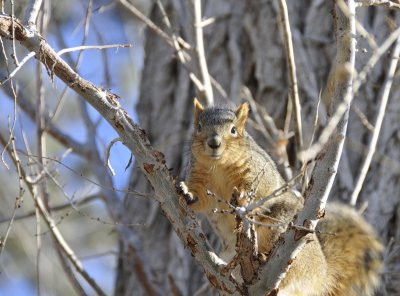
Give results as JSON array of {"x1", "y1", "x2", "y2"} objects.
[{"x1": 185, "y1": 99, "x2": 383, "y2": 295}]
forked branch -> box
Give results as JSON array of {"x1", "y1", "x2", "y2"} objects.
[
  {"x1": 0, "y1": 14, "x2": 238, "y2": 294},
  {"x1": 249, "y1": 1, "x2": 356, "y2": 294}
]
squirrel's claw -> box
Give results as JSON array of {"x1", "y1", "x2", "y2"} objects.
[{"x1": 178, "y1": 181, "x2": 198, "y2": 205}]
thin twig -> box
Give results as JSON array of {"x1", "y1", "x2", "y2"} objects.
[
  {"x1": 55, "y1": 248, "x2": 88, "y2": 296},
  {"x1": 245, "y1": 172, "x2": 303, "y2": 213},
  {"x1": 0, "y1": 194, "x2": 98, "y2": 224},
  {"x1": 18, "y1": 152, "x2": 147, "y2": 197},
  {"x1": 242, "y1": 87, "x2": 294, "y2": 180},
  {"x1": 118, "y1": 0, "x2": 175, "y2": 47},
  {"x1": 92, "y1": 26, "x2": 113, "y2": 88},
  {"x1": 243, "y1": 87, "x2": 274, "y2": 146},
  {"x1": 0, "y1": 136, "x2": 24, "y2": 258},
  {"x1": 127, "y1": 0, "x2": 228, "y2": 101},
  {"x1": 105, "y1": 137, "x2": 122, "y2": 176},
  {"x1": 74, "y1": 0, "x2": 93, "y2": 70},
  {"x1": 0, "y1": 134, "x2": 107, "y2": 296},
  {"x1": 193, "y1": 0, "x2": 214, "y2": 106},
  {"x1": 302, "y1": 90, "x2": 322, "y2": 193},
  {"x1": 24, "y1": 0, "x2": 43, "y2": 27},
  {"x1": 57, "y1": 44, "x2": 131, "y2": 56},
  {"x1": 352, "y1": 104, "x2": 374, "y2": 131},
  {"x1": 155, "y1": 0, "x2": 188, "y2": 63},
  {"x1": 277, "y1": 0, "x2": 304, "y2": 164},
  {"x1": 0, "y1": 15, "x2": 240, "y2": 293},
  {"x1": 22, "y1": 151, "x2": 144, "y2": 228},
  {"x1": 250, "y1": 1, "x2": 356, "y2": 294},
  {"x1": 350, "y1": 36, "x2": 400, "y2": 205},
  {"x1": 2, "y1": 85, "x2": 91, "y2": 158},
  {"x1": 299, "y1": 23, "x2": 400, "y2": 162},
  {"x1": 120, "y1": 228, "x2": 163, "y2": 296},
  {"x1": 0, "y1": 36, "x2": 10, "y2": 75},
  {"x1": 10, "y1": 0, "x2": 19, "y2": 66},
  {"x1": 35, "y1": 10, "x2": 48, "y2": 289},
  {"x1": 356, "y1": 0, "x2": 400, "y2": 9},
  {"x1": 154, "y1": 0, "x2": 209, "y2": 96},
  {"x1": 0, "y1": 51, "x2": 36, "y2": 85}
]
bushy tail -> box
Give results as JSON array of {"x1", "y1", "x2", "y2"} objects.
[{"x1": 316, "y1": 203, "x2": 384, "y2": 296}]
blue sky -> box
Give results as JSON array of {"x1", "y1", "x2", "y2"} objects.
[{"x1": 0, "y1": 1, "x2": 146, "y2": 295}]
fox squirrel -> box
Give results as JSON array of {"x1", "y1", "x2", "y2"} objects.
[{"x1": 181, "y1": 99, "x2": 383, "y2": 296}]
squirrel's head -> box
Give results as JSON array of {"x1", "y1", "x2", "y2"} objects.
[{"x1": 192, "y1": 98, "x2": 249, "y2": 162}]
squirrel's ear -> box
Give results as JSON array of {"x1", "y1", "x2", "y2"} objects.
[
  {"x1": 235, "y1": 102, "x2": 249, "y2": 133},
  {"x1": 193, "y1": 98, "x2": 205, "y2": 125}
]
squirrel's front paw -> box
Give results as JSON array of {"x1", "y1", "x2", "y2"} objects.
[{"x1": 178, "y1": 181, "x2": 198, "y2": 205}]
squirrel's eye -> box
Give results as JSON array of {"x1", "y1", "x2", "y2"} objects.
[
  {"x1": 231, "y1": 126, "x2": 237, "y2": 135},
  {"x1": 197, "y1": 123, "x2": 202, "y2": 132}
]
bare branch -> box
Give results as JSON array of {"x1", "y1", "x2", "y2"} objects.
[
  {"x1": 34, "y1": 18, "x2": 47, "y2": 291},
  {"x1": 1, "y1": 84, "x2": 92, "y2": 158},
  {"x1": 105, "y1": 137, "x2": 122, "y2": 176},
  {"x1": 118, "y1": 0, "x2": 175, "y2": 47},
  {"x1": 55, "y1": 249, "x2": 89, "y2": 296},
  {"x1": 119, "y1": 228, "x2": 163, "y2": 296},
  {"x1": 24, "y1": 0, "x2": 43, "y2": 27},
  {"x1": 123, "y1": 0, "x2": 227, "y2": 101},
  {"x1": 153, "y1": 0, "x2": 206, "y2": 94},
  {"x1": 250, "y1": 1, "x2": 356, "y2": 294},
  {"x1": 155, "y1": 0, "x2": 189, "y2": 63},
  {"x1": 0, "y1": 15, "x2": 239, "y2": 293},
  {"x1": 168, "y1": 274, "x2": 184, "y2": 296},
  {"x1": 18, "y1": 152, "x2": 146, "y2": 198},
  {"x1": 277, "y1": 0, "x2": 304, "y2": 163},
  {"x1": 245, "y1": 172, "x2": 303, "y2": 213},
  {"x1": 192, "y1": 0, "x2": 214, "y2": 106},
  {"x1": 0, "y1": 194, "x2": 98, "y2": 224},
  {"x1": 10, "y1": 0, "x2": 19, "y2": 66},
  {"x1": 350, "y1": 36, "x2": 400, "y2": 205},
  {"x1": 57, "y1": 44, "x2": 131, "y2": 56},
  {"x1": 356, "y1": 0, "x2": 400, "y2": 9},
  {"x1": 0, "y1": 51, "x2": 35, "y2": 85},
  {"x1": 299, "y1": 21, "x2": 400, "y2": 162},
  {"x1": 0, "y1": 136, "x2": 24, "y2": 258},
  {"x1": 0, "y1": 134, "x2": 107, "y2": 296},
  {"x1": 235, "y1": 216, "x2": 259, "y2": 284},
  {"x1": 352, "y1": 104, "x2": 374, "y2": 131},
  {"x1": 242, "y1": 86, "x2": 293, "y2": 180}
]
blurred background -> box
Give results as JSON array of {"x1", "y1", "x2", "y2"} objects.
[
  {"x1": 0, "y1": 0, "x2": 148, "y2": 295},
  {"x1": 1, "y1": 0, "x2": 400, "y2": 295}
]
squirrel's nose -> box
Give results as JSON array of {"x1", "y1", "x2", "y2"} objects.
[{"x1": 207, "y1": 136, "x2": 221, "y2": 149}]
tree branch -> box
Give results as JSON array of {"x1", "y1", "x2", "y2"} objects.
[
  {"x1": 356, "y1": 0, "x2": 400, "y2": 9},
  {"x1": 56, "y1": 43, "x2": 131, "y2": 56},
  {"x1": 24, "y1": 0, "x2": 43, "y2": 28},
  {"x1": 117, "y1": 0, "x2": 175, "y2": 47},
  {"x1": 0, "y1": 136, "x2": 24, "y2": 258},
  {"x1": 192, "y1": 0, "x2": 214, "y2": 105},
  {"x1": 1, "y1": 84, "x2": 93, "y2": 158},
  {"x1": 276, "y1": 0, "x2": 304, "y2": 163},
  {"x1": 299, "y1": 20, "x2": 400, "y2": 162},
  {"x1": 0, "y1": 194, "x2": 98, "y2": 224},
  {"x1": 0, "y1": 134, "x2": 107, "y2": 296},
  {"x1": 350, "y1": 35, "x2": 400, "y2": 205},
  {"x1": 0, "y1": 14, "x2": 239, "y2": 294},
  {"x1": 250, "y1": 1, "x2": 356, "y2": 294}
]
